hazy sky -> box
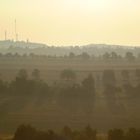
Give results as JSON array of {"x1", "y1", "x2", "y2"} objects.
[{"x1": 0, "y1": 0, "x2": 140, "y2": 46}]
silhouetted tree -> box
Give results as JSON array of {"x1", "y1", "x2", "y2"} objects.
[
  {"x1": 81, "y1": 74, "x2": 96, "y2": 114},
  {"x1": 111, "y1": 52, "x2": 118, "y2": 60},
  {"x1": 13, "y1": 124, "x2": 37, "y2": 140},
  {"x1": 17, "y1": 69, "x2": 28, "y2": 80},
  {"x1": 125, "y1": 128, "x2": 140, "y2": 140},
  {"x1": 84, "y1": 125, "x2": 97, "y2": 140},
  {"x1": 69, "y1": 52, "x2": 75, "y2": 58},
  {"x1": 80, "y1": 52, "x2": 90, "y2": 59},
  {"x1": 102, "y1": 70, "x2": 116, "y2": 87},
  {"x1": 61, "y1": 69, "x2": 76, "y2": 81},
  {"x1": 32, "y1": 69, "x2": 40, "y2": 80},
  {"x1": 62, "y1": 126, "x2": 73, "y2": 139},
  {"x1": 108, "y1": 129, "x2": 124, "y2": 140},
  {"x1": 102, "y1": 70, "x2": 124, "y2": 113},
  {"x1": 125, "y1": 52, "x2": 135, "y2": 61},
  {"x1": 10, "y1": 69, "x2": 31, "y2": 95},
  {"x1": 82, "y1": 74, "x2": 95, "y2": 92},
  {"x1": 102, "y1": 52, "x2": 110, "y2": 60}
]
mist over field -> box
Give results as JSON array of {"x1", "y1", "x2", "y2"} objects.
[
  {"x1": 0, "y1": 41, "x2": 140, "y2": 140},
  {"x1": 1, "y1": 0, "x2": 140, "y2": 139}
]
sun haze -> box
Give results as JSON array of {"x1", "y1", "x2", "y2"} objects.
[{"x1": 0, "y1": 0, "x2": 140, "y2": 46}]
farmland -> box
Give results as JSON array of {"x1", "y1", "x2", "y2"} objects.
[
  {"x1": 0, "y1": 56, "x2": 140, "y2": 85},
  {"x1": 0, "y1": 54, "x2": 140, "y2": 134}
]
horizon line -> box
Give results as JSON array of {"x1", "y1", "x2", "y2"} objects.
[{"x1": 0, "y1": 39, "x2": 140, "y2": 48}]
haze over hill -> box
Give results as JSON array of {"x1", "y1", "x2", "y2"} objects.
[
  {"x1": 0, "y1": 40, "x2": 140, "y2": 56},
  {"x1": 1, "y1": 0, "x2": 140, "y2": 139},
  {"x1": 0, "y1": 40, "x2": 140, "y2": 134},
  {"x1": 1, "y1": 0, "x2": 140, "y2": 46}
]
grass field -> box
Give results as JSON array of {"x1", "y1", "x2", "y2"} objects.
[
  {"x1": 0, "y1": 57, "x2": 140, "y2": 134},
  {"x1": 0, "y1": 57, "x2": 140, "y2": 84}
]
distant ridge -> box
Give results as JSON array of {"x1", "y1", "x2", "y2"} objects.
[
  {"x1": 0, "y1": 40, "x2": 140, "y2": 49},
  {"x1": 0, "y1": 40, "x2": 47, "y2": 48},
  {"x1": 0, "y1": 40, "x2": 140, "y2": 56}
]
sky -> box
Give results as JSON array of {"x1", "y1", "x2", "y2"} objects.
[{"x1": 0, "y1": 0, "x2": 140, "y2": 46}]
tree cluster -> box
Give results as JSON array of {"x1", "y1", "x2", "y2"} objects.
[
  {"x1": 108, "y1": 128, "x2": 140, "y2": 140},
  {"x1": 13, "y1": 124, "x2": 97, "y2": 140},
  {"x1": 13, "y1": 125, "x2": 140, "y2": 140},
  {"x1": 0, "y1": 68, "x2": 140, "y2": 117},
  {"x1": 0, "y1": 51, "x2": 140, "y2": 61}
]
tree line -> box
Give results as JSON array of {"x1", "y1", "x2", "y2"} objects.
[
  {"x1": 12, "y1": 124, "x2": 140, "y2": 140},
  {"x1": 0, "y1": 51, "x2": 139, "y2": 61},
  {"x1": 0, "y1": 68, "x2": 140, "y2": 116},
  {"x1": 1, "y1": 43, "x2": 140, "y2": 57}
]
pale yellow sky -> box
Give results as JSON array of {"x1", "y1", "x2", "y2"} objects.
[{"x1": 0, "y1": 0, "x2": 140, "y2": 46}]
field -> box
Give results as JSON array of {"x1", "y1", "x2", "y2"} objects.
[
  {"x1": 0, "y1": 56, "x2": 140, "y2": 134},
  {"x1": 0, "y1": 57, "x2": 140, "y2": 84}
]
